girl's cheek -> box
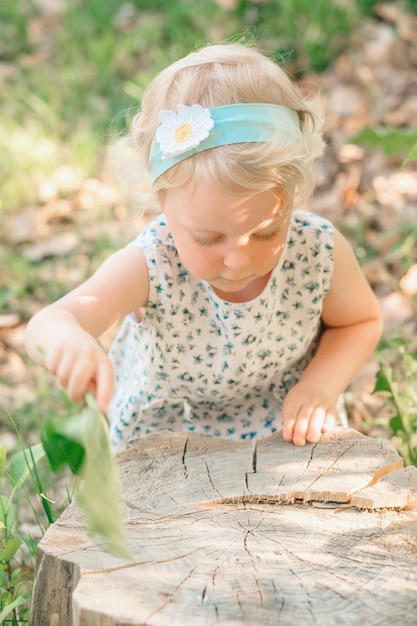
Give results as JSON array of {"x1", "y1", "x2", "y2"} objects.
[{"x1": 193, "y1": 249, "x2": 222, "y2": 274}]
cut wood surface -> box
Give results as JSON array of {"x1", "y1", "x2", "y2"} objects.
[{"x1": 30, "y1": 428, "x2": 417, "y2": 626}]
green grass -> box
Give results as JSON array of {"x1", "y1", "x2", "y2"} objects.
[
  {"x1": 372, "y1": 337, "x2": 417, "y2": 467},
  {"x1": 0, "y1": 0, "x2": 385, "y2": 314},
  {"x1": 1, "y1": 429, "x2": 72, "y2": 622},
  {"x1": 0, "y1": 0, "x2": 377, "y2": 218},
  {"x1": 1, "y1": 0, "x2": 376, "y2": 322},
  {"x1": 0, "y1": 380, "x2": 83, "y2": 438},
  {"x1": 1, "y1": 0, "x2": 416, "y2": 620},
  {"x1": 1, "y1": 0, "x2": 414, "y2": 439}
]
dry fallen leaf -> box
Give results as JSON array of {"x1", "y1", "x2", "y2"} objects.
[
  {"x1": 24, "y1": 232, "x2": 80, "y2": 261},
  {"x1": 0, "y1": 314, "x2": 21, "y2": 329},
  {"x1": 400, "y1": 264, "x2": 417, "y2": 297}
]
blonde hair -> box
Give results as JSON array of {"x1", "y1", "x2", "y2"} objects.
[{"x1": 120, "y1": 42, "x2": 325, "y2": 214}]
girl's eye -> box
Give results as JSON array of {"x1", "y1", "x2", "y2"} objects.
[
  {"x1": 255, "y1": 229, "x2": 281, "y2": 241},
  {"x1": 192, "y1": 230, "x2": 280, "y2": 246},
  {"x1": 192, "y1": 235, "x2": 218, "y2": 247}
]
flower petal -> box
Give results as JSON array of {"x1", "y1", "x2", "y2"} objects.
[
  {"x1": 158, "y1": 110, "x2": 180, "y2": 129},
  {"x1": 155, "y1": 126, "x2": 175, "y2": 142},
  {"x1": 188, "y1": 104, "x2": 205, "y2": 125},
  {"x1": 155, "y1": 104, "x2": 214, "y2": 158},
  {"x1": 177, "y1": 105, "x2": 192, "y2": 123}
]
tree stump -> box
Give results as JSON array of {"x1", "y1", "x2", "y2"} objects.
[{"x1": 29, "y1": 428, "x2": 417, "y2": 626}]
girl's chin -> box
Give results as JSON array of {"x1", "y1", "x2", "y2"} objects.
[
  {"x1": 209, "y1": 272, "x2": 272, "y2": 301},
  {"x1": 214, "y1": 277, "x2": 252, "y2": 290}
]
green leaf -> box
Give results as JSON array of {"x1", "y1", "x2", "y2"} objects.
[
  {"x1": 389, "y1": 415, "x2": 403, "y2": 435},
  {"x1": 0, "y1": 538, "x2": 22, "y2": 562},
  {"x1": 0, "y1": 445, "x2": 6, "y2": 472},
  {"x1": 350, "y1": 126, "x2": 417, "y2": 157},
  {"x1": 0, "y1": 495, "x2": 15, "y2": 530},
  {"x1": 11, "y1": 567, "x2": 22, "y2": 585},
  {"x1": 372, "y1": 366, "x2": 394, "y2": 394},
  {"x1": 41, "y1": 418, "x2": 85, "y2": 474},
  {"x1": 403, "y1": 138, "x2": 417, "y2": 166},
  {"x1": 41, "y1": 395, "x2": 131, "y2": 559},
  {"x1": 376, "y1": 336, "x2": 408, "y2": 352},
  {"x1": 0, "y1": 596, "x2": 26, "y2": 622},
  {"x1": 8, "y1": 442, "x2": 46, "y2": 489}
]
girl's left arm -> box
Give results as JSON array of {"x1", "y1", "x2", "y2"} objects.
[{"x1": 282, "y1": 227, "x2": 383, "y2": 446}]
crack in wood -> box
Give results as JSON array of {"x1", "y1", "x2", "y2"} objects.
[
  {"x1": 288, "y1": 565, "x2": 315, "y2": 620},
  {"x1": 303, "y1": 442, "x2": 356, "y2": 493},
  {"x1": 182, "y1": 436, "x2": 189, "y2": 479},
  {"x1": 245, "y1": 472, "x2": 250, "y2": 489},
  {"x1": 241, "y1": 524, "x2": 265, "y2": 605},
  {"x1": 252, "y1": 441, "x2": 257, "y2": 473},
  {"x1": 243, "y1": 443, "x2": 258, "y2": 490},
  {"x1": 270, "y1": 577, "x2": 289, "y2": 616},
  {"x1": 210, "y1": 565, "x2": 220, "y2": 590},
  {"x1": 305, "y1": 440, "x2": 319, "y2": 470},
  {"x1": 31, "y1": 429, "x2": 417, "y2": 626},
  {"x1": 200, "y1": 431, "x2": 412, "y2": 510},
  {"x1": 81, "y1": 545, "x2": 210, "y2": 577},
  {"x1": 204, "y1": 460, "x2": 223, "y2": 498},
  {"x1": 236, "y1": 591, "x2": 245, "y2": 616},
  {"x1": 142, "y1": 566, "x2": 198, "y2": 624}
]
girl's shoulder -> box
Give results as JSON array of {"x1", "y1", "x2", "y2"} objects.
[
  {"x1": 288, "y1": 210, "x2": 334, "y2": 253},
  {"x1": 130, "y1": 214, "x2": 174, "y2": 250},
  {"x1": 290, "y1": 210, "x2": 333, "y2": 234}
]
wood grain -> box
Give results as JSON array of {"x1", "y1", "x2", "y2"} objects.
[{"x1": 29, "y1": 428, "x2": 417, "y2": 626}]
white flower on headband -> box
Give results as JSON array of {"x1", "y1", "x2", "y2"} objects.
[{"x1": 156, "y1": 104, "x2": 214, "y2": 159}]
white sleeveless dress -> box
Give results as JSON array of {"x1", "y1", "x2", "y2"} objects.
[{"x1": 108, "y1": 210, "x2": 334, "y2": 451}]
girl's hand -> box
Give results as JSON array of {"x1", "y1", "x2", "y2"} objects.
[
  {"x1": 44, "y1": 330, "x2": 114, "y2": 413},
  {"x1": 282, "y1": 381, "x2": 338, "y2": 446},
  {"x1": 24, "y1": 246, "x2": 149, "y2": 414}
]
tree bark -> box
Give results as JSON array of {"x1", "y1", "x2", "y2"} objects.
[{"x1": 29, "y1": 428, "x2": 417, "y2": 626}]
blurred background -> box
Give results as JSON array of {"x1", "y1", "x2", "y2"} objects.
[
  {"x1": 1, "y1": 0, "x2": 417, "y2": 454},
  {"x1": 2, "y1": 0, "x2": 417, "y2": 461},
  {"x1": 0, "y1": 0, "x2": 416, "y2": 618}
]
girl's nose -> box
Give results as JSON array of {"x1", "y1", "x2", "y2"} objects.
[{"x1": 223, "y1": 242, "x2": 251, "y2": 271}]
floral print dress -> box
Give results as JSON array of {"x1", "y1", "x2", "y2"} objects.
[{"x1": 108, "y1": 210, "x2": 334, "y2": 451}]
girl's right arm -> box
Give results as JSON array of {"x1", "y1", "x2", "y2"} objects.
[{"x1": 24, "y1": 245, "x2": 149, "y2": 413}]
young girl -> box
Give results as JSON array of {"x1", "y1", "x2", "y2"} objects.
[{"x1": 24, "y1": 43, "x2": 383, "y2": 451}]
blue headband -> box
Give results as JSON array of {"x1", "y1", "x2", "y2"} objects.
[{"x1": 148, "y1": 103, "x2": 300, "y2": 185}]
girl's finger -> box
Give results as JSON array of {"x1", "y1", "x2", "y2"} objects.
[
  {"x1": 305, "y1": 406, "x2": 327, "y2": 443},
  {"x1": 282, "y1": 412, "x2": 297, "y2": 442},
  {"x1": 291, "y1": 407, "x2": 313, "y2": 446},
  {"x1": 321, "y1": 411, "x2": 337, "y2": 434},
  {"x1": 95, "y1": 359, "x2": 115, "y2": 414},
  {"x1": 55, "y1": 351, "x2": 77, "y2": 390},
  {"x1": 66, "y1": 356, "x2": 96, "y2": 403}
]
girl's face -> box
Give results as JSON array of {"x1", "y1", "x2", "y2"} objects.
[{"x1": 162, "y1": 179, "x2": 290, "y2": 302}]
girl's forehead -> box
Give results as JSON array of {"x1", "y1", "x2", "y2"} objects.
[
  {"x1": 164, "y1": 181, "x2": 285, "y2": 231},
  {"x1": 164, "y1": 178, "x2": 281, "y2": 204}
]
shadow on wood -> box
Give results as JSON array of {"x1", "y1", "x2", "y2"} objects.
[{"x1": 29, "y1": 427, "x2": 417, "y2": 625}]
